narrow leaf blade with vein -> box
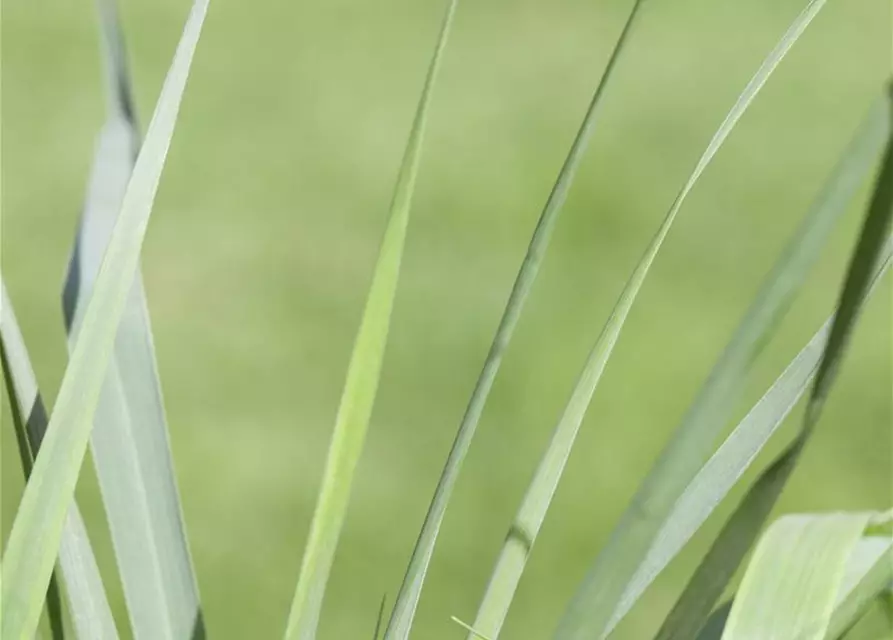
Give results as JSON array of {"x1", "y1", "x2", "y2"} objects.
[
  {"x1": 557, "y1": 48, "x2": 886, "y2": 640},
  {"x1": 654, "y1": 86, "x2": 893, "y2": 640},
  {"x1": 1, "y1": 282, "x2": 119, "y2": 640},
  {"x1": 0, "y1": 3, "x2": 208, "y2": 638},
  {"x1": 384, "y1": 2, "x2": 643, "y2": 636},
  {"x1": 610, "y1": 232, "x2": 893, "y2": 634},
  {"x1": 467, "y1": 1, "x2": 837, "y2": 636},
  {"x1": 62, "y1": 2, "x2": 203, "y2": 637},
  {"x1": 696, "y1": 538, "x2": 893, "y2": 640},
  {"x1": 720, "y1": 513, "x2": 874, "y2": 640},
  {"x1": 282, "y1": 3, "x2": 456, "y2": 638}
]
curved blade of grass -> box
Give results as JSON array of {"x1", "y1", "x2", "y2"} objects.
[
  {"x1": 826, "y1": 537, "x2": 893, "y2": 639},
  {"x1": 720, "y1": 513, "x2": 875, "y2": 640},
  {"x1": 372, "y1": 595, "x2": 388, "y2": 640},
  {"x1": 1, "y1": 282, "x2": 119, "y2": 640},
  {"x1": 282, "y1": 3, "x2": 456, "y2": 638},
  {"x1": 556, "y1": 68, "x2": 889, "y2": 640},
  {"x1": 609, "y1": 232, "x2": 893, "y2": 634},
  {"x1": 653, "y1": 87, "x2": 893, "y2": 640},
  {"x1": 61, "y1": 3, "x2": 203, "y2": 637},
  {"x1": 468, "y1": 3, "x2": 842, "y2": 636},
  {"x1": 0, "y1": 3, "x2": 208, "y2": 637},
  {"x1": 383, "y1": 3, "x2": 644, "y2": 636}
]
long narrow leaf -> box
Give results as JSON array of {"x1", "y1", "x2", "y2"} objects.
[
  {"x1": 282, "y1": 3, "x2": 456, "y2": 638},
  {"x1": 0, "y1": 3, "x2": 208, "y2": 637},
  {"x1": 1, "y1": 282, "x2": 119, "y2": 640},
  {"x1": 655, "y1": 438, "x2": 806, "y2": 640},
  {"x1": 383, "y1": 3, "x2": 644, "y2": 636},
  {"x1": 557, "y1": 66, "x2": 889, "y2": 640},
  {"x1": 467, "y1": 1, "x2": 843, "y2": 635},
  {"x1": 653, "y1": 84, "x2": 893, "y2": 639},
  {"x1": 608, "y1": 233, "x2": 893, "y2": 633},
  {"x1": 61, "y1": 2, "x2": 204, "y2": 637},
  {"x1": 720, "y1": 513, "x2": 875, "y2": 640}
]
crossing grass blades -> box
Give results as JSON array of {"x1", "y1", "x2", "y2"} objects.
[{"x1": 1, "y1": 0, "x2": 891, "y2": 638}]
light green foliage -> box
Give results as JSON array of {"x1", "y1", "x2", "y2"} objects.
[
  {"x1": 0, "y1": 0, "x2": 889, "y2": 638},
  {"x1": 557, "y1": 6, "x2": 888, "y2": 637},
  {"x1": 470, "y1": 1, "x2": 834, "y2": 636},
  {"x1": 59, "y1": 2, "x2": 203, "y2": 638},
  {"x1": 653, "y1": 87, "x2": 893, "y2": 639},
  {"x1": 721, "y1": 513, "x2": 878, "y2": 640},
  {"x1": 283, "y1": 2, "x2": 457, "y2": 638},
  {"x1": 826, "y1": 536, "x2": 893, "y2": 638},
  {"x1": 0, "y1": 2, "x2": 208, "y2": 637},
  {"x1": 1, "y1": 282, "x2": 118, "y2": 640},
  {"x1": 384, "y1": 1, "x2": 643, "y2": 635}
]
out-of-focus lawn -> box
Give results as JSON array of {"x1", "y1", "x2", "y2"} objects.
[{"x1": 2, "y1": 0, "x2": 890, "y2": 637}]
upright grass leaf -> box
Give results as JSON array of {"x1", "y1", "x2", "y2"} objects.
[
  {"x1": 466, "y1": 2, "x2": 841, "y2": 635},
  {"x1": 282, "y1": 3, "x2": 456, "y2": 638},
  {"x1": 608, "y1": 233, "x2": 893, "y2": 634},
  {"x1": 61, "y1": 2, "x2": 204, "y2": 637},
  {"x1": 654, "y1": 84, "x2": 893, "y2": 639},
  {"x1": 0, "y1": 3, "x2": 208, "y2": 637},
  {"x1": 1, "y1": 282, "x2": 118, "y2": 640},
  {"x1": 384, "y1": 3, "x2": 644, "y2": 635},
  {"x1": 826, "y1": 536, "x2": 893, "y2": 638},
  {"x1": 557, "y1": 72, "x2": 889, "y2": 640},
  {"x1": 1, "y1": 308, "x2": 66, "y2": 640},
  {"x1": 719, "y1": 513, "x2": 876, "y2": 640},
  {"x1": 372, "y1": 595, "x2": 388, "y2": 640}
]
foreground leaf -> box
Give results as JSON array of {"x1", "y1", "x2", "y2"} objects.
[
  {"x1": 62, "y1": 2, "x2": 204, "y2": 637},
  {"x1": 467, "y1": 0, "x2": 844, "y2": 635},
  {"x1": 654, "y1": 85, "x2": 893, "y2": 639},
  {"x1": 1, "y1": 282, "x2": 119, "y2": 640},
  {"x1": 557, "y1": 50, "x2": 887, "y2": 640},
  {"x1": 720, "y1": 513, "x2": 875, "y2": 640},
  {"x1": 693, "y1": 538, "x2": 892, "y2": 640},
  {"x1": 384, "y1": 2, "x2": 644, "y2": 636},
  {"x1": 282, "y1": 3, "x2": 456, "y2": 638},
  {"x1": 0, "y1": 3, "x2": 208, "y2": 637}
]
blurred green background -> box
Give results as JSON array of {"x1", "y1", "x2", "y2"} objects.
[{"x1": 2, "y1": 0, "x2": 890, "y2": 637}]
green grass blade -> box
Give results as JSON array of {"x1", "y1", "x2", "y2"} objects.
[
  {"x1": 282, "y1": 3, "x2": 456, "y2": 638},
  {"x1": 720, "y1": 513, "x2": 875, "y2": 640},
  {"x1": 61, "y1": 2, "x2": 203, "y2": 637},
  {"x1": 806, "y1": 84, "x2": 893, "y2": 421},
  {"x1": 0, "y1": 2, "x2": 208, "y2": 637},
  {"x1": 372, "y1": 595, "x2": 387, "y2": 640},
  {"x1": 557, "y1": 78, "x2": 890, "y2": 640},
  {"x1": 1, "y1": 282, "x2": 118, "y2": 640},
  {"x1": 384, "y1": 3, "x2": 644, "y2": 636},
  {"x1": 469, "y1": 2, "x2": 844, "y2": 633},
  {"x1": 655, "y1": 441, "x2": 806, "y2": 640},
  {"x1": 609, "y1": 234, "x2": 893, "y2": 633},
  {"x1": 652, "y1": 86, "x2": 893, "y2": 640},
  {"x1": 826, "y1": 537, "x2": 893, "y2": 639}
]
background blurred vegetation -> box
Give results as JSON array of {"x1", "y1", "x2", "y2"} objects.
[{"x1": 2, "y1": 0, "x2": 890, "y2": 637}]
